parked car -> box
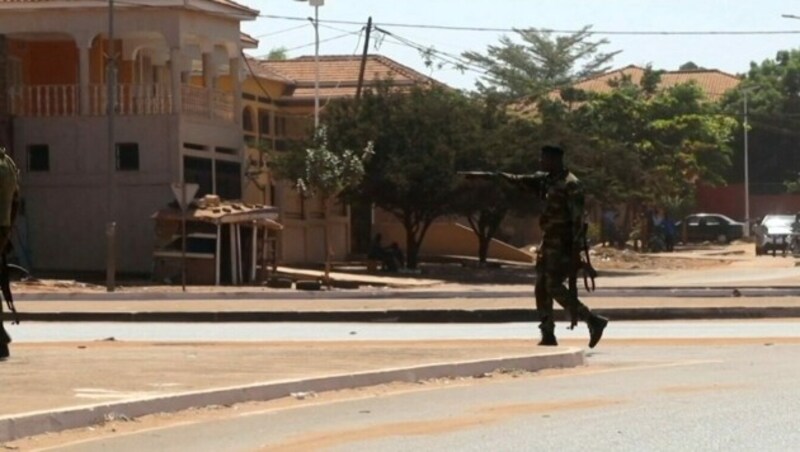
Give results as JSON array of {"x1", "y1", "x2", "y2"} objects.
[
  {"x1": 676, "y1": 213, "x2": 745, "y2": 244},
  {"x1": 755, "y1": 214, "x2": 797, "y2": 256}
]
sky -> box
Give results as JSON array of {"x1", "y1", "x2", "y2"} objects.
[{"x1": 240, "y1": 0, "x2": 800, "y2": 90}]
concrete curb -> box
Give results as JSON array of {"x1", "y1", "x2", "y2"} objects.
[
  {"x1": 5, "y1": 307, "x2": 800, "y2": 323},
  {"x1": 0, "y1": 348, "x2": 584, "y2": 443},
  {"x1": 14, "y1": 286, "x2": 800, "y2": 302}
]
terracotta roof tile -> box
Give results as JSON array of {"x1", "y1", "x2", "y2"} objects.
[
  {"x1": 0, "y1": 0, "x2": 258, "y2": 15},
  {"x1": 513, "y1": 65, "x2": 742, "y2": 115},
  {"x1": 250, "y1": 54, "x2": 442, "y2": 101},
  {"x1": 568, "y1": 65, "x2": 741, "y2": 100}
]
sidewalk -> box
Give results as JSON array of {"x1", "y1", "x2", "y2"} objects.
[{"x1": 0, "y1": 340, "x2": 582, "y2": 443}]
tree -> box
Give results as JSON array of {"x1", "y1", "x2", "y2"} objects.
[
  {"x1": 462, "y1": 26, "x2": 620, "y2": 99},
  {"x1": 271, "y1": 129, "x2": 373, "y2": 283},
  {"x1": 324, "y1": 83, "x2": 477, "y2": 268},
  {"x1": 721, "y1": 49, "x2": 800, "y2": 194},
  {"x1": 541, "y1": 71, "x2": 738, "y2": 239},
  {"x1": 453, "y1": 94, "x2": 541, "y2": 264},
  {"x1": 267, "y1": 47, "x2": 288, "y2": 61}
]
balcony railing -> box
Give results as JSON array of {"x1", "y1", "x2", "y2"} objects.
[
  {"x1": 90, "y1": 84, "x2": 173, "y2": 116},
  {"x1": 8, "y1": 84, "x2": 235, "y2": 122},
  {"x1": 8, "y1": 85, "x2": 78, "y2": 117}
]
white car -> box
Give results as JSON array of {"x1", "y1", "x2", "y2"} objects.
[{"x1": 755, "y1": 214, "x2": 798, "y2": 255}]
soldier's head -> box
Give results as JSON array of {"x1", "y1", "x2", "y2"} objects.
[{"x1": 540, "y1": 145, "x2": 564, "y2": 173}]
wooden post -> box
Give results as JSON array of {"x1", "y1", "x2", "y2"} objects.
[
  {"x1": 105, "y1": 222, "x2": 116, "y2": 292},
  {"x1": 181, "y1": 183, "x2": 187, "y2": 292}
]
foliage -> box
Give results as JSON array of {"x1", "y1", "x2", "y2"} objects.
[
  {"x1": 462, "y1": 26, "x2": 620, "y2": 99},
  {"x1": 453, "y1": 93, "x2": 542, "y2": 263},
  {"x1": 721, "y1": 49, "x2": 800, "y2": 193},
  {"x1": 266, "y1": 47, "x2": 288, "y2": 61},
  {"x1": 539, "y1": 70, "x2": 738, "y2": 235},
  {"x1": 323, "y1": 83, "x2": 477, "y2": 268}
]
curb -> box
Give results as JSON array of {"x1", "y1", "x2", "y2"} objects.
[
  {"x1": 5, "y1": 307, "x2": 800, "y2": 323},
  {"x1": 14, "y1": 286, "x2": 800, "y2": 302},
  {"x1": 0, "y1": 348, "x2": 584, "y2": 443}
]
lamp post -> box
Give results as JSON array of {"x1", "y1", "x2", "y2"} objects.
[{"x1": 295, "y1": 0, "x2": 324, "y2": 129}]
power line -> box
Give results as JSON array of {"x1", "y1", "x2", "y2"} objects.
[
  {"x1": 254, "y1": 23, "x2": 310, "y2": 38},
  {"x1": 259, "y1": 14, "x2": 800, "y2": 36}
]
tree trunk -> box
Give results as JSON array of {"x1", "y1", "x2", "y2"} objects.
[
  {"x1": 323, "y1": 197, "x2": 332, "y2": 287},
  {"x1": 405, "y1": 225, "x2": 420, "y2": 269},
  {"x1": 477, "y1": 234, "x2": 491, "y2": 265}
]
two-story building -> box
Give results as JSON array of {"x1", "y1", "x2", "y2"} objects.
[{"x1": 1, "y1": 0, "x2": 257, "y2": 273}]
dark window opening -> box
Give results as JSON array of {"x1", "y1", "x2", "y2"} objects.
[
  {"x1": 216, "y1": 160, "x2": 242, "y2": 200},
  {"x1": 27, "y1": 144, "x2": 50, "y2": 172},
  {"x1": 116, "y1": 143, "x2": 139, "y2": 171},
  {"x1": 183, "y1": 142, "x2": 208, "y2": 152},
  {"x1": 258, "y1": 109, "x2": 271, "y2": 137},
  {"x1": 215, "y1": 147, "x2": 239, "y2": 156},
  {"x1": 184, "y1": 156, "x2": 212, "y2": 197},
  {"x1": 242, "y1": 108, "x2": 255, "y2": 132}
]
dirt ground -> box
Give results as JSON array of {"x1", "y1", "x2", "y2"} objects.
[{"x1": 9, "y1": 243, "x2": 741, "y2": 292}]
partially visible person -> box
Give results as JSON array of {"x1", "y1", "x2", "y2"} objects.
[{"x1": 0, "y1": 147, "x2": 19, "y2": 360}]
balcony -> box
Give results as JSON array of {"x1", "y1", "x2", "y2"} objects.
[{"x1": 7, "y1": 84, "x2": 235, "y2": 121}]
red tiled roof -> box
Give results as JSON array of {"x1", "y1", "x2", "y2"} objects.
[
  {"x1": 567, "y1": 65, "x2": 741, "y2": 100},
  {"x1": 251, "y1": 54, "x2": 442, "y2": 101},
  {"x1": 513, "y1": 65, "x2": 742, "y2": 115},
  {"x1": 0, "y1": 0, "x2": 258, "y2": 16}
]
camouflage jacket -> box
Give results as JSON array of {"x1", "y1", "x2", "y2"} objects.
[
  {"x1": 540, "y1": 170, "x2": 584, "y2": 255},
  {"x1": 502, "y1": 169, "x2": 585, "y2": 256}
]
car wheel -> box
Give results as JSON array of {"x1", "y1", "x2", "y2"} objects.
[{"x1": 716, "y1": 234, "x2": 728, "y2": 244}]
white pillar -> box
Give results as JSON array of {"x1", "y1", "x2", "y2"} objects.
[
  {"x1": 230, "y1": 56, "x2": 242, "y2": 125},
  {"x1": 78, "y1": 44, "x2": 91, "y2": 115},
  {"x1": 170, "y1": 47, "x2": 182, "y2": 114}
]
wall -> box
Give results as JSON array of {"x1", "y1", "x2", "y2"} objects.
[
  {"x1": 14, "y1": 115, "x2": 179, "y2": 272},
  {"x1": 696, "y1": 183, "x2": 800, "y2": 220}
]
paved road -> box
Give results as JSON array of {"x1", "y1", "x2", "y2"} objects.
[
  {"x1": 8, "y1": 320, "x2": 800, "y2": 342},
  {"x1": 33, "y1": 342, "x2": 800, "y2": 451}
]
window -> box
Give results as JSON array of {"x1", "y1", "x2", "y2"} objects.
[
  {"x1": 115, "y1": 143, "x2": 139, "y2": 171},
  {"x1": 184, "y1": 156, "x2": 213, "y2": 197},
  {"x1": 27, "y1": 144, "x2": 50, "y2": 172},
  {"x1": 242, "y1": 108, "x2": 255, "y2": 132},
  {"x1": 216, "y1": 160, "x2": 242, "y2": 200},
  {"x1": 258, "y1": 109, "x2": 271, "y2": 137}
]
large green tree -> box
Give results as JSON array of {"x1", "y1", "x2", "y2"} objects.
[
  {"x1": 324, "y1": 84, "x2": 477, "y2": 268},
  {"x1": 453, "y1": 94, "x2": 541, "y2": 264},
  {"x1": 540, "y1": 70, "x2": 737, "y2": 233},
  {"x1": 462, "y1": 26, "x2": 619, "y2": 99},
  {"x1": 721, "y1": 49, "x2": 800, "y2": 194}
]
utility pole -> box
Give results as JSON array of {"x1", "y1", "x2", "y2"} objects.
[
  {"x1": 106, "y1": 0, "x2": 117, "y2": 292},
  {"x1": 355, "y1": 17, "x2": 372, "y2": 101},
  {"x1": 313, "y1": 2, "x2": 320, "y2": 129},
  {"x1": 743, "y1": 90, "x2": 750, "y2": 237}
]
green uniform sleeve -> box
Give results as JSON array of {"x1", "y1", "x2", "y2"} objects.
[{"x1": 568, "y1": 180, "x2": 585, "y2": 254}]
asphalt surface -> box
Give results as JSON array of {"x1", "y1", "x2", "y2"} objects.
[
  {"x1": 32, "y1": 341, "x2": 800, "y2": 451},
  {"x1": 9, "y1": 319, "x2": 800, "y2": 342}
]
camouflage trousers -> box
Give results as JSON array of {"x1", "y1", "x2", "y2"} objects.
[
  {"x1": 0, "y1": 226, "x2": 9, "y2": 345},
  {"x1": 534, "y1": 249, "x2": 591, "y2": 332}
]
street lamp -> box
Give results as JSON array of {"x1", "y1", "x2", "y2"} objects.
[{"x1": 295, "y1": 0, "x2": 324, "y2": 129}]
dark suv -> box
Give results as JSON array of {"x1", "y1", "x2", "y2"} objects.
[{"x1": 678, "y1": 213, "x2": 745, "y2": 244}]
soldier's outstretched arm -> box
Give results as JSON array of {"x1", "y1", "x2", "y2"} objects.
[{"x1": 498, "y1": 171, "x2": 548, "y2": 193}]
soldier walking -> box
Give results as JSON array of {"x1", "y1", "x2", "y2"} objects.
[
  {"x1": 0, "y1": 147, "x2": 19, "y2": 359},
  {"x1": 464, "y1": 145, "x2": 608, "y2": 348}
]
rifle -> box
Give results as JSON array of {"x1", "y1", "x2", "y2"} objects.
[
  {"x1": 567, "y1": 222, "x2": 598, "y2": 330},
  {"x1": 1, "y1": 251, "x2": 18, "y2": 325}
]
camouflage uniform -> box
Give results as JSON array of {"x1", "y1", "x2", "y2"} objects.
[
  {"x1": 504, "y1": 169, "x2": 592, "y2": 334},
  {"x1": 534, "y1": 170, "x2": 591, "y2": 333},
  {"x1": 0, "y1": 148, "x2": 18, "y2": 357}
]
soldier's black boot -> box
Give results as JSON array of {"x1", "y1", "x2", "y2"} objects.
[
  {"x1": 0, "y1": 327, "x2": 11, "y2": 360},
  {"x1": 587, "y1": 314, "x2": 608, "y2": 348},
  {"x1": 538, "y1": 324, "x2": 558, "y2": 346}
]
